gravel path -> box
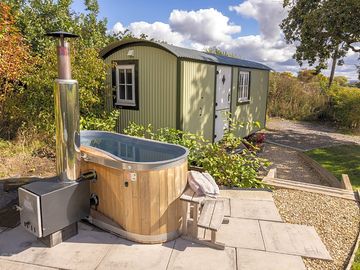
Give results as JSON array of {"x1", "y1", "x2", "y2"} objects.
[
  {"x1": 260, "y1": 143, "x2": 329, "y2": 186},
  {"x1": 265, "y1": 118, "x2": 360, "y2": 151},
  {"x1": 273, "y1": 188, "x2": 360, "y2": 270}
]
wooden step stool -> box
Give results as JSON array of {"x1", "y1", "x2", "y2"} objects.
[{"x1": 180, "y1": 187, "x2": 228, "y2": 250}]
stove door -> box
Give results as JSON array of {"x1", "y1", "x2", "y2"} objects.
[{"x1": 18, "y1": 188, "x2": 42, "y2": 237}]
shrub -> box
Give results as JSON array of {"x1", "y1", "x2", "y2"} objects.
[
  {"x1": 268, "y1": 72, "x2": 328, "y2": 120},
  {"x1": 124, "y1": 122, "x2": 270, "y2": 188},
  {"x1": 328, "y1": 87, "x2": 360, "y2": 129},
  {"x1": 80, "y1": 110, "x2": 120, "y2": 132}
]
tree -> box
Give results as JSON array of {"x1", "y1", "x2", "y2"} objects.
[
  {"x1": 297, "y1": 69, "x2": 318, "y2": 83},
  {"x1": 1, "y1": 0, "x2": 116, "y2": 140},
  {"x1": 333, "y1": 76, "x2": 348, "y2": 86},
  {"x1": 205, "y1": 46, "x2": 238, "y2": 58},
  {"x1": 281, "y1": 0, "x2": 360, "y2": 87},
  {"x1": 0, "y1": 3, "x2": 32, "y2": 96}
]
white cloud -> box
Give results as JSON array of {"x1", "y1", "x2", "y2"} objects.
[
  {"x1": 109, "y1": 5, "x2": 358, "y2": 80},
  {"x1": 112, "y1": 22, "x2": 126, "y2": 34},
  {"x1": 229, "y1": 0, "x2": 287, "y2": 41},
  {"x1": 169, "y1": 8, "x2": 241, "y2": 45},
  {"x1": 222, "y1": 35, "x2": 294, "y2": 63},
  {"x1": 128, "y1": 21, "x2": 185, "y2": 46}
]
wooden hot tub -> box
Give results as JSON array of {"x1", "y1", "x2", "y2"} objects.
[{"x1": 80, "y1": 130, "x2": 188, "y2": 243}]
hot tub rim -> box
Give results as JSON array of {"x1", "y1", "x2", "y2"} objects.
[{"x1": 80, "y1": 130, "x2": 189, "y2": 171}]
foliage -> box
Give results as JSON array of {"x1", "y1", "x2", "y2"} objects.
[
  {"x1": 80, "y1": 110, "x2": 120, "y2": 131},
  {"x1": 268, "y1": 71, "x2": 360, "y2": 130},
  {"x1": 353, "y1": 245, "x2": 360, "y2": 270},
  {"x1": 306, "y1": 145, "x2": 360, "y2": 190},
  {"x1": 281, "y1": 0, "x2": 360, "y2": 85},
  {"x1": 0, "y1": 3, "x2": 32, "y2": 86},
  {"x1": 333, "y1": 76, "x2": 348, "y2": 86},
  {"x1": 297, "y1": 69, "x2": 319, "y2": 83},
  {"x1": 124, "y1": 122, "x2": 270, "y2": 188},
  {"x1": 204, "y1": 47, "x2": 238, "y2": 58},
  {"x1": 0, "y1": 0, "x2": 118, "y2": 142},
  {"x1": 268, "y1": 72, "x2": 328, "y2": 120},
  {"x1": 328, "y1": 87, "x2": 360, "y2": 129},
  {"x1": 0, "y1": 2, "x2": 33, "y2": 129}
]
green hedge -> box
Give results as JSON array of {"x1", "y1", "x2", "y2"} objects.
[
  {"x1": 328, "y1": 87, "x2": 360, "y2": 129},
  {"x1": 268, "y1": 72, "x2": 328, "y2": 120}
]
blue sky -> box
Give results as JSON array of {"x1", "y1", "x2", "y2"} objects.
[
  {"x1": 72, "y1": 0, "x2": 358, "y2": 80},
  {"x1": 72, "y1": 0, "x2": 259, "y2": 36}
]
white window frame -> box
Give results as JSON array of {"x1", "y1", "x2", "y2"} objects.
[
  {"x1": 238, "y1": 71, "x2": 250, "y2": 103},
  {"x1": 115, "y1": 64, "x2": 136, "y2": 106}
]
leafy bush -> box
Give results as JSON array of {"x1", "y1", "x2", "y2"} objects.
[
  {"x1": 328, "y1": 87, "x2": 360, "y2": 129},
  {"x1": 268, "y1": 72, "x2": 328, "y2": 120},
  {"x1": 124, "y1": 122, "x2": 270, "y2": 188},
  {"x1": 80, "y1": 110, "x2": 120, "y2": 131}
]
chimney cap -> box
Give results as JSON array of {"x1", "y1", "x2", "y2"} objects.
[{"x1": 46, "y1": 31, "x2": 79, "y2": 38}]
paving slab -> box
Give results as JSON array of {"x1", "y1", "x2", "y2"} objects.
[
  {"x1": 0, "y1": 227, "x2": 7, "y2": 234},
  {"x1": 97, "y1": 238, "x2": 174, "y2": 270},
  {"x1": 220, "y1": 190, "x2": 274, "y2": 201},
  {"x1": 199, "y1": 218, "x2": 264, "y2": 250},
  {"x1": 230, "y1": 199, "x2": 282, "y2": 222},
  {"x1": 237, "y1": 248, "x2": 306, "y2": 270},
  {"x1": 0, "y1": 259, "x2": 58, "y2": 270},
  {"x1": 0, "y1": 226, "x2": 46, "y2": 260},
  {"x1": 260, "y1": 221, "x2": 332, "y2": 260},
  {"x1": 168, "y1": 238, "x2": 236, "y2": 270},
  {"x1": 0, "y1": 225, "x2": 119, "y2": 270}
]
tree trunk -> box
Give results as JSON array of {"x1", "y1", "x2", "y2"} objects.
[{"x1": 328, "y1": 47, "x2": 338, "y2": 88}]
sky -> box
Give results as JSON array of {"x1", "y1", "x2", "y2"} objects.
[{"x1": 72, "y1": 0, "x2": 359, "y2": 81}]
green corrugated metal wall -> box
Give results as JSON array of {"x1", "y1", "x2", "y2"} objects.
[
  {"x1": 104, "y1": 45, "x2": 178, "y2": 132},
  {"x1": 231, "y1": 67, "x2": 269, "y2": 137},
  {"x1": 103, "y1": 43, "x2": 269, "y2": 139},
  {"x1": 180, "y1": 61, "x2": 215, "y2": 140}
]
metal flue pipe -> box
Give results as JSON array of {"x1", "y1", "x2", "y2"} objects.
[{"x1": 47, "y1": 31, "x2": 80, "y2": 181}]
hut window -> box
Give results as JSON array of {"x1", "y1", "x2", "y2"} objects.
[
  {"x1": 238, "y1": 71, "x2": 250, "y2": 103},
  {"x1": 115, "y1": 65, "x2": 136, "y2": 106}
]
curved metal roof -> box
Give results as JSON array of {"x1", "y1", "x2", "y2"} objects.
[{"x1": 100, "y1": 38, "x2": 271, "y2": 71}]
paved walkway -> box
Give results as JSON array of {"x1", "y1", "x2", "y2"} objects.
[
  {"x1": 265, "y1": 118, "x2": 359, "y2": 151},
  {"x1": 0, "y1": 190, "x2": 331, "y2": 270}
]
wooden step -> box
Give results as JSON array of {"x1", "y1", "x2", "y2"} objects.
[
  {"x1": 263, "y1": 177, "x2": 356, "y2": 201},
  {"x1": 198, "y1": 200, "x2": 224, "y2": 231}
]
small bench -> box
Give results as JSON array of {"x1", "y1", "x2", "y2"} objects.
[{"x1": 180, "y1": 186, "x2": 229, "y2": 250}]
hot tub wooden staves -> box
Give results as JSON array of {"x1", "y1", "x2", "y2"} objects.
[{"x1": 80, "y1": 145, "x2": 188, "y2": 243}]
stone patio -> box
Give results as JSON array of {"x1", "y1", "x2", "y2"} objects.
[{"x1": 0, "y1": 189, "x2": 331, "y2": 270}]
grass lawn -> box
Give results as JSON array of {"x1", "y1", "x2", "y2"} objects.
[
  {"x1": 353, "y1": 246, "x2": 360, "y2": 270},
  {"x1": 305, "y1": 144, "x2": 360, "y2": 190}
]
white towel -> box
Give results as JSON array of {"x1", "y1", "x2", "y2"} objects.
[
  {"x1": 202, "y1": 172, "x2": 220, "y2": 195},
  {"x1": 187, "y1": 171, "x2": 220, "y2": 197}
]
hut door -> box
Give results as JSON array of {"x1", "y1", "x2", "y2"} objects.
[{"x1": 214, "y1": 66, "x2": 232, "y2": 142}]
